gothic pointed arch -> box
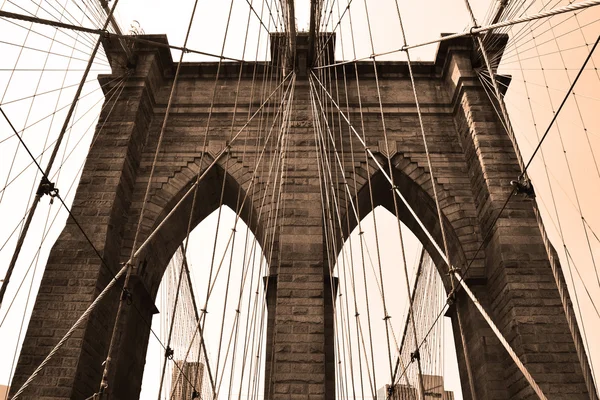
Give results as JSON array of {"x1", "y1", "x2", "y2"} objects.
[{"x1": 128, "y1": 157, "x2": 263, "y2": 299}]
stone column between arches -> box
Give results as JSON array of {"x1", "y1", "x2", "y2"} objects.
[{"x1": 264, "y1": 78, "x2": 335, "y2": 400}]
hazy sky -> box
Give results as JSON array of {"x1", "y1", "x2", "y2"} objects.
[{"x1": 0, "y1": 0, "x2": 599, "y2": 399}]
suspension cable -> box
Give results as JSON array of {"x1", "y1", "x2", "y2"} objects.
[
  {"x1": 0, "y1": 10, "x2": 246, "y2": 62},
  {"x1": 313, "y1": 0, "x2": 600, "y2": 70},
  {"x1": 0, "y1": 0, "x2": 122, "y2": 308},
  {"x1": 310, "y1": 67, "x2": 552, "y2": 400},
  {"x1": 7, "y1": 70, "x2": 291, "y2": 399}
]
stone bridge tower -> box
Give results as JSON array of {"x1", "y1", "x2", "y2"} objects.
[{"x1": 9, "y1": 30, "x2": 594, "y2": 400}]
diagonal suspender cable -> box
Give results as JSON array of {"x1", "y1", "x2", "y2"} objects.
[
  {"x1": 211, "y1": 1, "x2": 258, "y2": 384},
  {"x1": 390, "y1": 25, "x2": 600, "y2": 400},
  {"x1": 510, "y1": 25, "x2": 599, "y2": 396},
  {"x1": 310, "y1": 68, "x2": 551, "y2": 400},
  {"x1": 337, "y1": 31, "x2": 384, "y2": 400},
  {"x1": 310, "y1": 71, "x2": 449, "y2": 261},
  {"x1": 228, "y1": 27, "x2": 288, "y2": 400},
  {"x1": 155, "y1": 250, "x2": 189, "y2": 398},
  {"x1": 0, "y1": 10, "x2": 246, "y2": 62},
  {"x1": 452, "y1": 271, "x2": 548, "y2": 400},
  {"x1": 392, "y1": 1, "x2": 477, "y2": 397},
  {"x1": 265, "y1": 76, "x2": 296, "y2": 400},
  {"x1": 327, "y1": 13, "x2": 365, "y2": 393},
  {"x1": 98, "y1": 0, "x2": 205, "y2": 393},
  {"x1": 0, "y1": 0, "x2": 121, "y2": 308},
  {"x1": 312, "y1": 82, "x2": 351, "y2": 400},
  {"x1": 311, "y1": 0, "x2": 356, "y2": 67},
  {"x1": 217, "y1": 2, "x2": 274, "y2": 396},
  {"x1": 229, "y1": 4, "x2": 284, "y2": 393},
  {"x1": 310, "y1": 55, "x2": 354, "y2": 396},
  {"x1": 163, "y1": 66, "x2": 289, "y2": 399},
  {"x1": 314, "y1": 17, "x2": 381, "y2": 398},
  {"x1": 312, "y1": 0, "x2": 600, "y2": 70},
  {"x1": 462, "y1": 0, "x2": 525, "y2": 173},
  {"x1": 1, "y1": 71, "x2": 129, "y2": 400},
  {"x1": 310, "y1": 63, "x2": 363, "y2": 394},
  {"x1": 330, "y1": 4, "x2": 361, "y2": 394},
  {"x1": 472, "y1": 10, "x2": 599, "y2": 395},
  {"x1": 8, "y1": 71, "x2": 290, "y2": 400},
  {"x1": 181, "y1": 246, "x2": 215, "y2": 394},
  {"x1": 309, "y1": 75, "x2": 380, "y2": 399},
  {"x1": 230, "y1": 65, "x2": 266, "y2": 400},
  {"x1": 392, "y1": 248, "x2": 425, "y2": 392},
  {"x1": 249, "y1": 88, "x2": 294, "y2": 397},
  {"x1": 361, "y1": 0, "x2": 427, "y2": 396},
  {"x1": 341, "y1": 5, "x2": 376, "y2": 395},
  {"x1": 168, "y1": 71, "x2": 294, "y2": 400}
]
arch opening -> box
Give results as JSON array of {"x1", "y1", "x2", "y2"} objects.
[
  {"x1": 135, "y1": 162, "x2": 264, "y2": 299},
  {"x1": 342, "y1": 167, "x2": 474, "y2": 294},
  {"x1": 140, "y1": 205, "x2": 269, "y2": 400},
  {"x1": 109, "y1": 160, "x2": 271, "y2": 400},
  {"x1": 333, "y1": 206, "x2": 464, "y2": 399}
]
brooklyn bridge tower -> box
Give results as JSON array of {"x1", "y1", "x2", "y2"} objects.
[{"x1": 0, "y1": 1, "x2": 599, "y2": 399}]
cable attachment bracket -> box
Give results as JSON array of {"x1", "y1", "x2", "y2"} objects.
[
  {"x1": 446, "y1": 266, "x2": 461, "y2": 306},
  {"x1": 448, "y1": 265, "x2": 461, "y2": 276},
  {"x1": 99, "y1": 356, "x2": 111, "y2": 395},
  {"x1": 165, "y1": 346, "x2": 174, "y2": 360},
  {"x1": 36, "y1": 176, "x2": 59, "y2": 203},
  {"x1": 410, "y1": 349, "x2": 420, "y2": 363},
  {"x1": 191, "y1": 391, "x2": 200, "y2": 399},
  {"x1": 510, "y1": 176, "x2": 535, "y2": 199},
  {"x1": 121, "y1": 287, "x2": 133, "y2": 305},
  {"x1": 387, "y1": 385, "x2": 396, "y2": 398},
  {"x1": 469, "y1": 25, "x2": 481, "y2": 36},
  {"x1": 446, "y1": 288, "x2": 457, "y2": 307}
]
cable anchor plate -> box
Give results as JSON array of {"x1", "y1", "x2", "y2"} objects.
[
  {"x1": 165, "y1": 346, "x2": 174, "y2": 360},
  {"x1": 510, "y1": 176, "x2": 535, "y2": 199},
  {"x1": 410, "y1": 349, "x2": 420, "y2": 362},
  {"x1": 36, "y1": 176, "x2": 59, "y2": 203}
]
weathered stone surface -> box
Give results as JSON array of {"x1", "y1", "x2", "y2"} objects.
[{"x1": 10, "y1": 33, "x2": 592, "y2": 400}]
